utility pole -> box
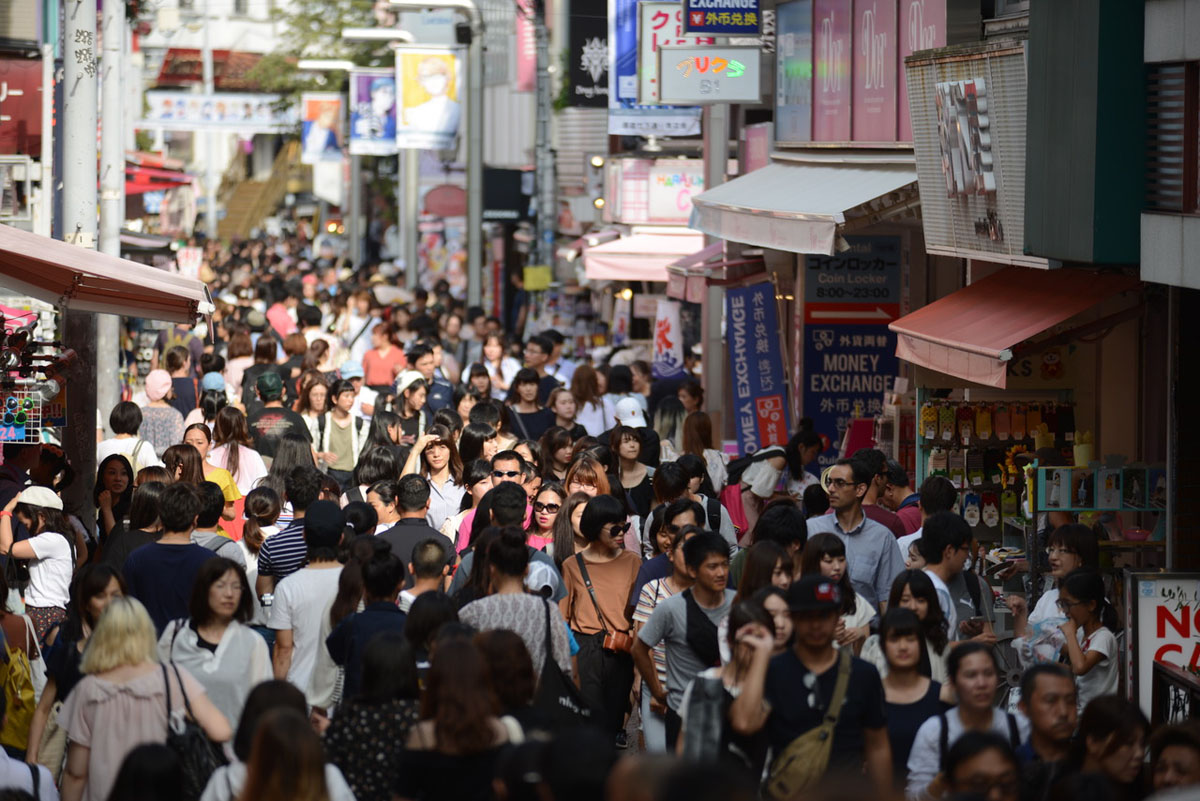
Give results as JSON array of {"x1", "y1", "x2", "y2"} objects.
[
  {"x1": 97, "y1": 0, "x2": 123, "y2": 434},
  {"x1": 61, "y1": 0, "x2": 99, "y2": 517},
  {"x1": 465, "y1": 15, "x2": 483, "y2": 306},
  {"x1": 202, "y1": 0, "x2": 218, "y2": 239},
  {"x1": 348, "y1": 154, "x2": 361, "y2": 265},
  {"x1": 533, "y1": 0, "x2": 555, "y2": 270},
  {"x1": 700, "y1": 103, "x2": 729, "y2": 433},
  {"x1": 403, "y1": 149, "x2": 419, "y2": 290}
]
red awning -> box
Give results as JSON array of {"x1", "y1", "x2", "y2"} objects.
[
  {"x1": 888, "y1": 267, "x2": 1141, "y2": 388},
  {"x1": 0, "y1": 225, "x2": 211, "y2": 323}
]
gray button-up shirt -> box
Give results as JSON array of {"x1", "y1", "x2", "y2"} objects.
[
  {"x1": 806, "y1": 510, "x2": 905, "y2": 609},
  {"x1": 426, "y1": 474, "x2": 466, "y2": 534}
]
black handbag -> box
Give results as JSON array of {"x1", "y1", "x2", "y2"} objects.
[
  {"x1": 531, "y1": 597, "x2": 596, "y2": 731},
  {"x1": 161, "y1": 662, "x2": 227, "y2": 801}
]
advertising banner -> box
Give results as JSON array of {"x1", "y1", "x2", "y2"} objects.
[
  {"x1": 1127, "y1": 572, "x2": 1200, "y2": 716},
  {"x1": 897, "y1": 0, "x2": 946, "y2": 142},
  {"x1": 775, "y1": 0, "x2": 813, "y2": 144},
  {"x1": 570, "y1": 0, "x2": 610, "y2": 107},
  {"x1": 658, "y1": 45, "x2": 763, "y2": 104},
  {"x1": 851, "y1": 0, "x2": 898, "y2": 142},
  {"x1": 683, "y1": 0, "x2": 761, "y2": 34},
  {"x1": 607, "y1": 0, "x2": 703, "y2": 135},
  {"x1": 647, "y1": 160, "x2": 705, "y2": 222},
  {"x1": 726, "y1": 283, "x2": 790, "y2": 454},
  {"x1": 652, "y1": 298, "x2": 686, "y2": 379},
  {"x1": 300, "y1": 93, "x2": 344, "y2": 165},
  {"x1": 812, "y1": 0, "x2": 851, "y2": 141},
  {"x1": 349, "y1": 68, "x2": 398, "y2": 156},
  {"x1": 638, "y1": 3, "x2": 715, "y2": 105},
  {"x1": 143, "y1": 91, "x2": 297, "y2": 133},
  {"x1": 395, "y1": 46, "x2": 466, "y2": 150},
  {"x1": 802, "y1": 235, "x2": 900, "y2": 467},
  {"x1": 516, "y1": 0, "x2": 537, "y2": 91}
]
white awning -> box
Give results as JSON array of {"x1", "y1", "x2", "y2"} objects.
[
  {"x1": 582, "y1": 229, "x2": 705, "y2": 282},
  {"x1": 689, "y1": 151, "x2": 919, "y2": 255}
]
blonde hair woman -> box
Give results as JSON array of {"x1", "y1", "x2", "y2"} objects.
[{"x1": 58, "y1": 597, "x2": 232, "y2": 801}]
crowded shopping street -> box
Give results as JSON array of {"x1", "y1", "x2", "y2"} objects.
[{"x1": 0, "y1": 0, "x2": 1194, "y2": 800}]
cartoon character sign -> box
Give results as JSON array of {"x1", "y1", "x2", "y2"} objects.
[
  {"x1": 395, "y1": 47, "x2": 465, "y2": 150},
  {"x1": 1040, "y1": 348, "x2": 1064, "y2": 380},
  {"x1": 300, "y1": 93, "x2": 344, "y2": 164},
  {"x1": 349, "y1": 69, "x2": 398, "y2": 156}
]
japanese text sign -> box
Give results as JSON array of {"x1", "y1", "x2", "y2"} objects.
[
  {"x1": 683, "y1": 0, "x2": 762, "y2": 34},
  {"x1": 638, "y1": 3, "x2": 716, "y2": 105},
  {"x1": 658, "y1": 45, "x2": 763, "y2": 104},
  {"x1": 608, "y1": 0, "x2": 703, "y2": 134},
  {"x1": 726, "y1": 283, "x2": 790, "y2": 453}
]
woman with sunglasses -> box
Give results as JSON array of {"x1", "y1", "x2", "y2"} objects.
[
  {"x1": 559, "y1": 494, "x2": 641, "y2": 747},
  {"x1": 527, "y1": 483, "x2": 566, "y2": 551}
]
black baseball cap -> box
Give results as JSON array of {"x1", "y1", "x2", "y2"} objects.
[
  {"x1": 786, "y1": 575, "x2": 843, "y2": 612},
  {"x1": 304, "y1": 500, "x2": 346, "y2": 549}
]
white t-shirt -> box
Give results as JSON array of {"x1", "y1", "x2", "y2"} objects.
[
  {"x1": 25, "y1": 532, "x2": 74, "y2": 608},
  {"x1": 208, "y1": 445, "x2": 269, "y2": 496},
  {"x1": 576, "y1": 400, "x2": 610, "y2": 437},
  {"x1": 1075, "y1": 626, "x2": 1118, "y2": 712},
  {"x1": 1028, "y1": 588, "x2": 1060, "y2": 626},
  {"x1": 906, "y1": 707, "x2": 1030, "y2": 800},
  {"x1": 924, "y1": 569, "x2": 958, "y2": 638},
  {"x1": 0, "y1": 752, "x2": 57, "y2": 800},
  {"x1": 839, "y1": 591, "x2": 877, "y2": 637},
  {"x1": 97, "y1": 436, "x2": 164, "y2": 472},
  {"x1": 267, "y1": 566, "x2": 342, "y2": 692}
]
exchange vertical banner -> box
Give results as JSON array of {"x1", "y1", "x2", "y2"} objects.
[
  {"x1": 802, "y1": 235, "x2": 900, "y2": 467},
  {"x1": 349, "y1": 68, "x2": 398, "y2": 155},
  {"x1": 395, "y1": 45, "x2": 466, "y2": 150},
  {"x1": 652, "y1": 298, "x2": 686, "y2": 379},
  {"x1": 726, "y1": 283, "x2": 790, "y2": 454}
]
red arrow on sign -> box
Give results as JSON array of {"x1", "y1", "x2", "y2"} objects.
[{"x1": 804, "y1": 303, "x2": 899, "y2": 325}]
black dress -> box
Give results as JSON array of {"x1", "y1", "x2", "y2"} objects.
[
  {"x1": 395, "y1": 745, "x2": 508, "y2": 801},
  {"x1": 884, "y1": 680, "x2": 948, "y2": 788},
  {"x1": 326, "y1": 698, "x2": 420, "y2": 801}
]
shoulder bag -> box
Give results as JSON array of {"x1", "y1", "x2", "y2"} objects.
[
  {"x1": 765, "y1": 648, "x2": 853, "y2": 801},
  {"x1": 574, "y1": 553, "x2": 633, "y2": 653},
  {"x1": 531, "y1": 597, "x2": 595, "y2": 731},
  {"x1": 162, "y1": 662, "x2": 228, "y2": 801}
]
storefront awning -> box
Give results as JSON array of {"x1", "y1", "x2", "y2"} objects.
[
  {"x1": 0, "y1": 225, "x2": 212, "y2": 324},
  {"x1": 582, "y1": 229, "x2": 705, "y2": 282},
  {"x1": 689, "y1": 152, "x2": 919, "y2": 255},
  {"x1": 889, "y1": 267, "x2": 1141, "y2": 388}
]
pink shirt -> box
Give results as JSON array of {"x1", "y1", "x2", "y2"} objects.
[{"x1": 455, "y1": 503, "x2": 534, "y2": 552}]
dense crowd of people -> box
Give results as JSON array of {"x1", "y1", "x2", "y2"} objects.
[{"x1": 0, "y1": 236, "x2": 1192, "y2": 801}]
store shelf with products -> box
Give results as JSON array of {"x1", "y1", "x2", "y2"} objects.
[{"x1": 874, "y1": 401, "x2": 916, "y2": 482}]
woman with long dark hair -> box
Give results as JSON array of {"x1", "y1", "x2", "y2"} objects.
[
  {"x1": 457, "y1": 422, "x2": 499, "y2": 466},
  {"x1": 610, "y1": 425, "x2": 652, "y2": 519},
  {"x1": 800, "y1": 533, "x2": 875, "y2": 654},
  {"x1": 682, "y1": 411, "x2": 728, "y2": 494},
  {"x1": 98, "y1": 480, "x2": 166, "y2": 571},
  {"x1": 1064, "y1": 696, "x2": 1149, "y2": 801},
  {"x1": 210, "y1": 406, "x2": 268, "y2": 496},
  {"x1": 505, "y1": 368, "x2": 553, "y2": 441},
  {"x1": 294, "y1": 369, "x2": 330, "y2": 442},
  {"x1": 326, "y1": 632, "x2": 421, "y2": 801},
  {"x1": 401, "y1": 424, "x2": 465, "y2": 532},
  {"x1": 479, "y1": 333, "x2": 520, "y2": 400},
  {"x1": 539, "y1": 426, "x2": 573, "y2": 481},
  {"x1": 255, "y1": 433, "x2": 316, "y2": 528},
  {"x1": 1, "y1": 488, "x2": 81, "y2": 644},
  {"x1": 549, "y1": 491, "x2": 590, "y2": 569},
  {"x1": 240, "y1": 708, "x2": 333, "y2": 801},
  {"x1": 570, "y1": 364, "x2": 611, "y2": 437},
  {"x1": 94, "y1": 454, "x2": 134, "y2": 545},
  {"x1": 394, "y1": 372, "x2": 430, "y2": 445},
  {"x1": 860, "y1": 569, "x2": 950, "y2": 684},
  {"x1": 395, "y1": 639, "x2": 515, "y2": 800},
  {"x1": 26, "y1": 565, "x2": 126, "y2": 776},
  {"x1": 527, "y1": 482, "x2": 566, "y2": 552},
  {"x1": 879, "y1": 607, "x2": 951, "y2": 790}
]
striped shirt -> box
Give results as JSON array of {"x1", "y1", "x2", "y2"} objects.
[
  {"x1": 634, "y1": 578, "x2": 678, "y2": 687},
  {"x1": 256, "y1": 520, "x2": 308, "y2": 580}
]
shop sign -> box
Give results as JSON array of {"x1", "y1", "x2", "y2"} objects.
[
  {"x1": 633, "y1": 294, "x2": 663, "y2": 318},
  {"x1": 683, "y1": 0, "x2": 761, "y2": 34},
  {"x1": 653, "y1": 298, "x2": 687, "y2": 379},
  {"x1": 851, "y1": 0, "x2": 898, "y2": 142},
  {"x1": 0, "y1": 59, "x2": 42, "y2": 157},
  {"x1": 658, "y1": 46, "x2": 763, "y2": 104},
  {"x1": 349, "y1": 68, "x2": 398, "y2": 156},
  {"x1": 570, "y1": 0, "x2": 610, "y2": 107},
  {"x1": 638, "y1": 3, "x2": 715, "y2": 105},
  {"x1": 647, "y1": 161, "x2": 705, "y2": 222},
  {"x1": 726, "y1": 283, "x2": 790, "y2": 453},
  {"x1": 612, "y1": 295, "x2": 632, "y2": 345},
  {"x1": 803, "y1": 235, "x2": 900, "y2": 467},
  {"x1": 776, "y1": 0, "x2": 813, "y2": 143},
  {"x1": 142, "y1": 91, "x2": 297, "y2": 133},
  {"x1": 813, "y1": 0, "x2": 852, "y2": 141},
  {"x1": 607, "y1": 0, "x2": 704, "y2": 135},
  {"x1": 898, "y1": 0, "x2": 946, "y2": 141},
  {"x1": 907, "y1": 44, "x2": 1042, "y2": 266},
  {"x1": 516, "y1": 0, "x2": 537, "y2": 92},
  {"x1": 1126, "y1": 573, "x2": 1200, "y2": 716}
]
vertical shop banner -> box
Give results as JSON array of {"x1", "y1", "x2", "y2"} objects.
[
  {"x1": 570, "y1": 0, "x2": 610, "y2": 107},
  {"x1": 652, "y1": 298, "x2": 686, "y2": 379},
  {"x1": 727, "y1": 283, "x2": 790, "y2": 454},
  {"x1": 349, "y1": 69, "x2": 398, "y2": 156},
  {"x1": 851, "y1": 0, "x2": 898, "y2": 141},
  {"x1": 300, "y1": 93, "x2": 345, "y2": 165},
  {"x1": 775, "y1": 0, "x2": 813, "y2": 144},
  {"x1": 612, "y1": 296, "x2": 632, "y2": 345},
  {"x1": 395, "y1": 46, "x2": 466, "y2": 150},
  {"x1": 516, "y1": 0, "x2": 537, "y2": 91},
  {"x1": 897, "y1": 0, "x2": 946, "y2": 142},
  {"x1": 803, "y1": 235, "x2": 900, "y2": 467},
  {"x1": 812, "y1": 0, "x2": 851, "y2": 141},
  {"x1": 607, "y1": 0, "x2": 703, "y2": 135}
]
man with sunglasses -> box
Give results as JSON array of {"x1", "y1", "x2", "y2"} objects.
[
  {"x1": 490, "y1": 450, "x2": 526, "y2": 488},
  {"x1": 806, "y1": 458, "x2": 905, "y2": 614}
]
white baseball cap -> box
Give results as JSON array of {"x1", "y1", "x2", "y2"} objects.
[
  {"x1": 17, "y1": 486, "x2": 63, "y2": 511},
  {"x1": 614, "y1": 397, "x2": 647, "y2": 428}
]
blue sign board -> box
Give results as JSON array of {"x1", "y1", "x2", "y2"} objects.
[
  {"x1": 683, "y1": 0, "x2": 762, "y2": 34},
  {"x1": 802, "y1": 235, "x2": 902, "y2": 469},
  {"x1": 726, "y1": 282, "x2": 790, "y2": 454}
]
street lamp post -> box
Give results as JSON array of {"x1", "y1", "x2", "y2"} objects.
[{"x1": 389, "y1": 0, "x2": 483, "y2": 306}]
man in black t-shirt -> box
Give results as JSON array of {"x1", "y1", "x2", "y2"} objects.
[
  {"x1": 246, "y1": 372, "x2": 311, "y2": 460},
  {"x1": 729, "y1": 575, "x2": 892, "y2": 793}
]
